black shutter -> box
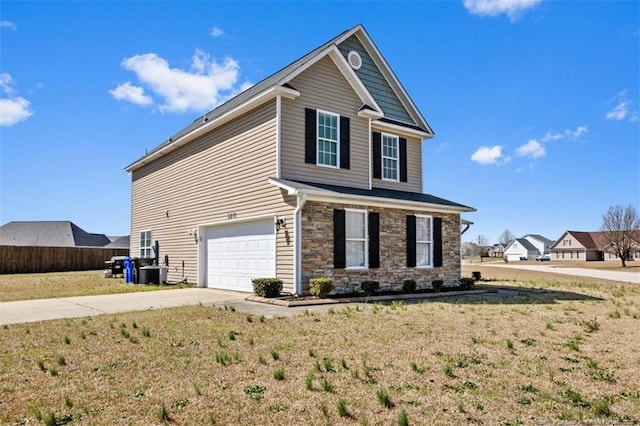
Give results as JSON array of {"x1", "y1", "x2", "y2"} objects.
[
  {"x1": 340, "y1": 116, "x2": 350, "y2": 169},
  {"x1": 304, "y1": 108, "x2": 316, "y2": 164},
  {"x1": 399, "y1": 137, "x2": 407, "y2": 182},
  {"x1": 368, "y1": 212, "x2": 380, "y2": 268},
  {"x1": 334, "y1": 209, "x2": 346, "y2": 269},
  {"x1": 433, "y1": 217, "x2": 443, "y2": 267},
  {"x1": 406, "y1": 215, "x2": 416, "y2": 267},
  {"x1": 372, "y1": 132, "x2": 381, "y2": 179}
]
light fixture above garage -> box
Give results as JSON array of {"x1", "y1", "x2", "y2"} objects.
[{"x1": 275, "y1": 217, "x2": 286, "y2": 232}]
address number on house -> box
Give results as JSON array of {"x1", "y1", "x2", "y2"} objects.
[{"x1": 227, "y1": 213, "x2": 237, "y2": 220}]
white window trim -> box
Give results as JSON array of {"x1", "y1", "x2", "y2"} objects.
[
  {"x1": 415, "y1": 214, "x2": 433, "y2": 269},
  {"x1": 345, "y1": 208, "x2": 368, "y2": 270},
  {"x1": 316, "y1": 109, "x2": 340, "y2": 169},
  {"x1": 381, "y1": 133, "x2": 399, "y2": 182},
  {"x1": 140, "y1": 229, "x2": 152, "y2": 258}
]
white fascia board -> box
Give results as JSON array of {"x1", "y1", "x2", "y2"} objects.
[
  {"x1": 327, "y1": 48, "x2": 383, "y2": 114},
  {"x1": 354, "y1": 30, "x2": 434, "y2": 136},
  {"x1": 371, "y1": 119, "x2": 431, "y2": 139},
  {"x1": 126, "y1": 85, "x2": 299, "y2": 172},
  {"x1": 358, "y1": 108, "x2": 384, "y2": 120},
  {"x1": 276, "y1": 44, "x2": 384, "y2": 117},
  {"x1": 268, "y1": 178, "x2": 474, "y2": 214}
]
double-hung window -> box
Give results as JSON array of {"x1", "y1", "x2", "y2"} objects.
[
  {"x1": 140, "y1": 230, "x2": 152, "y2": 258},
  {"x1": 382, "y1": 134, "x2": 399, "y2": 181},
  {"x1": 416, "y1": 215, "x2": 432, "y2": 267},
  {"x1": 345, "y1": 209, "x2": 367, "y2": 268},
  {"x1": 317, "y1": 111, "x2": 339, "y2": 167}
]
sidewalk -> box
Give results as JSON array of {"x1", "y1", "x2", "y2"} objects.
[
  {"x1": 0, "y1": 288, "x2": 358, "y2": 325},
  {"x1": 482, "y1": 263, "x2": 640, "y2": 284}
]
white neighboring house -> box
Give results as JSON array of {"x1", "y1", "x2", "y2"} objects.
[{"x1": 503, "y1": 234, "x2": 554, "y2": 261}]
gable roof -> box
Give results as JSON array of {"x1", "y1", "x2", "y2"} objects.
[
  {"x1": 523, "y1": 234, "x2": 554, "y2": 246},
  {"x1": 125, "y1": 24, "x2": 433, "y2": 173},
  {"x1": 0, "y1": 221, "x2": 111, "y2": 247},
  {"x1": 550, "y1": 230, "x2": 612, "y2": 251},
  {"x1": 269, "y1": 178, "x2": 475, "y2": 213},
  {"x1": 105, "y1": 235, "x2": 130, "y2": 249},
  {"x1": 505, "y1": 238, "x2": 538, "y2": 253}
]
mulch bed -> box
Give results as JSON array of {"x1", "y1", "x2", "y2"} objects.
[{"x1": 246, "y1": 286, "x2": 495, "y2": 307}]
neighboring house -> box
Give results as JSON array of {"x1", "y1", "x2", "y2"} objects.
[
  {"x1": 486, "y1": 243, "x2": 505, "y2": 258},
  {"x1": 105, "y1": 236, "x2": 131, "y2": 249},
  {"x1": 0, "y1": 221, "x2": 111, "y2": 247},
  {"x1": 522, "y1": 234, "x2": 554, "y2": 256},
  {"x1": 503, "y1": 238, "x2": 538, "y2": 261},
  {"x1": 503, "y1": 234, "x2": 554, "y2": 261},
  {"x1": 125, "y1": 25, "x2": 475, "y2": 294},
  {"x1": 550, "y1": 230, "x2": 640, "y2": 262}
]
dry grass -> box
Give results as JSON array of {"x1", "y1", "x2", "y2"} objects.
[
  {"x1": 465, "y1": 258, "x2": 640, "y2": 272},
  {"x1": 1, "y1": 269, "x2": 639, "y2": 424},
  {"x1": 0, "y1": 270, "x2": 192, "y2": 302}
]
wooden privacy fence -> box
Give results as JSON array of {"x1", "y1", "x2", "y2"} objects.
[{"x1": 0, "y1": 246, "x2": 130, "y2": 274}]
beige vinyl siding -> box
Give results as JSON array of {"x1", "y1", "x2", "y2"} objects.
[
  {"x1": 371, "y1": 131, "x2": 422, "y2": 192},
  {"x1": 280, "y1": 55, "x2": 369, "y2": 189},
  {"x1": 130, "y1": 100, "x2": 296, "y2": 292}
]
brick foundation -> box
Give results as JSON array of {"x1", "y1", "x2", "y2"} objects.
[{"x1": 300, "y1": 201, "x2": 462, "y2": 294}]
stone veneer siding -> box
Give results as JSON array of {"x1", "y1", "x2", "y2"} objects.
[{"x1": 301, "y1": 201, "x2": 461, "y2": 294}]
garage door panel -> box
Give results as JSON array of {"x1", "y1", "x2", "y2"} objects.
[{"x1": 205, "y1": 220, "x2": 275, "y2": 292}]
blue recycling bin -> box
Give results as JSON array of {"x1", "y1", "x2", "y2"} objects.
[{"x1": 124, "y1": 257, "x2": 134, "y2": 284}]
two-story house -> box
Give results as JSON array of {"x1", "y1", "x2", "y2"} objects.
[
  {"x1": 503, "y1": 234, "x2": 554, "y2": 261},
  {"x1": 125, "y1": 25, "x2": 474, "y2": 295}
]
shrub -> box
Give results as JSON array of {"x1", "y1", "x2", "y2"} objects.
[
  {"x1": 459, "y1": 277, "x2": 475, "y2": 290},
  {"x1": 471, "y1": 271, "x2": 482, "y2": 281},
  {"x1": 251, "y1": 278, "x2": 282, "y2": 298},
  {"x1": 431, "y1": 280, "x2": 444, "y2": 292},
  {"x1": 361, "y1": 281, "x2": 380, "y2": 295},
  {"x1": 309, "y1": 277, "x2": 334, "y2": 298},
  {"x1": 402, "y1": 279, "x2": 417, "y2": 294}
]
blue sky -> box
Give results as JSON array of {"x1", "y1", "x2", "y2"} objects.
[{"x1": 1, "y1": 0, "x2": 638, "y2": 244}]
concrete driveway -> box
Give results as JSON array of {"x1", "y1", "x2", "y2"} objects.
[
  {"x1": 483, "y1": 263, "x2": 640, "y2": 284},
  {"x1": 0, "y1": 288, "x2": 355, "y2": 325}
]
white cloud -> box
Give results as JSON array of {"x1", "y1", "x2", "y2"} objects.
[
  {"x1": 0, "y1": 73, "x2": 16, "y2": 95},
  {"x1": 516, "y1": 139, "x2": 545, "y2": 158},
  {"x1": 539, "y1": 131, "x2": 562, "y2": 142},
  {"x1": 112, "y1": 49, "x2": 246, "y2": 113},
  {"x1": 210, "y1": 26, "x2": 224, "y2": 38},
  {"x1": 463, "y1": 0, "x2": 541, "y2": 21},
  {"x1": 606, "y1": 89, "x2": 637, "y2": 122},
  {"x1": 565, "y1": 125, "x2": 588, "y2": 140},
  {"x1": 606, "y1": 101, "x2": 629, "y2": 121},
  {"x1": 0, "y1": 73, "x2": 33, "y2": 127},
  {"x1": 471, "y1": 145, "x2": 506, "y2": 165},
  {"x1": 109, "y1": 81, "x2": 153, "y2": 106},
  {"x1": 0, "y1": 98, "x2": 33, "y2": 126},
  {"x1": 0, "y1": 21, "x2": 17, "y2": 30}
]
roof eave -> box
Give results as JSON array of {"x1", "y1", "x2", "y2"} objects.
[{"x1": 268, "y1": 178, "x2": 475, "y2": 214}]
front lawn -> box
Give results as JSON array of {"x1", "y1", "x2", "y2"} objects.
[
  {"x1": 0, "y1": 270, "x2": 192, "y2": 302},
  {"x1": 1, "y1": 270, "x2": 639, "y2": 424}
]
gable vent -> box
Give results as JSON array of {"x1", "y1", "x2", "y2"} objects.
[{"x1": 347, "y1": 51, "x2": 362, "y2": 70}]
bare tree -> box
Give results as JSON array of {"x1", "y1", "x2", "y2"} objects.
[
  {"x1": 600, "y1": 204, "x2": 640, "y2": 267},
  {"x1": 498, "y1": 229, "x2": 516, "y2": 246},
  {"x1": 475, "y1": 234, "x2": 489, "y2": 247}
]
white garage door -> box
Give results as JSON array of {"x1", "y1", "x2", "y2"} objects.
[{"x1": 205, "y1": 219, "x2": 275, "y2": 292}]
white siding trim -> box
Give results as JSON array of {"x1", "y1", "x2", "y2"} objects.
[
  {"x1": 276, "y1": 95, "x2": 281, "y2": 179},
  {"x1": 293, "y1": 193, "x2": 307, "y2": 295},
  {"x1": 368, "y1": 118, "x2": 372, "y2": 190},
  {"x1": 372, "y1": 120, "x2": 431, "y2": 138}
]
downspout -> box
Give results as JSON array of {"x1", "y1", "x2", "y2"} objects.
[
  {"x1": 293, "y1": 192, "x2": 308, "y2": 295},
  {"x1": 275, "y1": 95, "x2": 281, "y2": 179},
  {"x1": 461, "y1": 222, "x2": 471, "y2": 235}
]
